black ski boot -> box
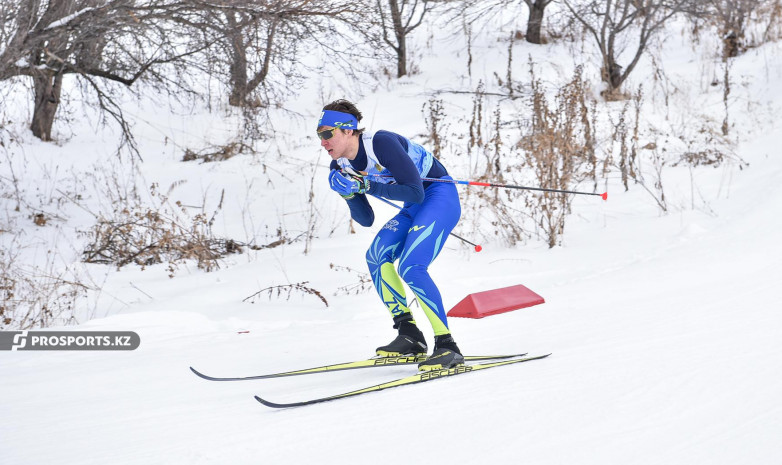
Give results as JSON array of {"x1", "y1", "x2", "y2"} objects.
[
  {"x1": 418, "y1": 334, "x2": 464, "y2": 371},
  {"x1": 376, "y1": 314, "x2": 428, "y2": 357}
]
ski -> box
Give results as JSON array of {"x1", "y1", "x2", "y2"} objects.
[
  {"x1": 190, "y1": 353, "x2": 527, "y2": 382},
  {"x1": 255, "y1": 353, "x2": 551, "y2": 408}
]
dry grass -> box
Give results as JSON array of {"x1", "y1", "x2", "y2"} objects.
[{"x1": 81, "y1": 183, "x2": 237, "y2": 276}]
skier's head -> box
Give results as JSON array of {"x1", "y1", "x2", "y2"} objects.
[
  {"x1": 317, "y1": 99, "x2": 364, "y2": 161},
  {"x1": 317, "y1": 99, "x2": 364, "y2": 138}
]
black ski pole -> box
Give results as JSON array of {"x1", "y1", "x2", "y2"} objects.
[
  {"x1": 369, "y1": 195, "x2": 483, "y2": 252},
  {"x1": 368, "y1": 174, "x2": 608, "y2": 200}
]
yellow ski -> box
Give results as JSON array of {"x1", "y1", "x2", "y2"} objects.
[
  {"x1": 190, "y1": 353, "x2": 527, "y2": 382},
  {"x1": 255, "y1": 353, "x2": 551, "y2": 408}
]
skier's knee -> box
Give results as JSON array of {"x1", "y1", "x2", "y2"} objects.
[{"x1": 398, "y1": 261, "x2": 427, "y2": 284}]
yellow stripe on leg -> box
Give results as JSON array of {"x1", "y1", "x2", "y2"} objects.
[
  {"x1": 380, "y1": 262, "x2": 415, "y2": 322},
  {"x1": 415, "y1": 297, "x2": 450, "y2": 336}
]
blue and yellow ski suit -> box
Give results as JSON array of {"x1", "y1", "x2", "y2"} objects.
[{"x1": 330, "y1": 130, "x2": 461, "y2": 336}]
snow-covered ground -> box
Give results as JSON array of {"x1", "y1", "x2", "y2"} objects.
[{"x1": 2, "y1": 11, "x2": 781, "y2": 465}]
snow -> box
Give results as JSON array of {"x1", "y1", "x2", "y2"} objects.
[
  {"x1": 43, "y1": 8, "x2": 96, "y2": 31},
  {"x1": 2, "y1": 11, "x2": 782, "y2": 465}
]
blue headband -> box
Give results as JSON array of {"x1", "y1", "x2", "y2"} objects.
[{"x1": 317, "y1": 110, "x2": 358, "y2": 130}]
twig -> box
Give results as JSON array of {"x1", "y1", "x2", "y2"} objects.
[{"x1": 242, "y1": 281, "x2": 328, "y2": 307}]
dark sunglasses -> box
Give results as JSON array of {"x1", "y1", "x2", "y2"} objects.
[{"x1": 317, "y1": 127, "x2": 339, "y2": 140}]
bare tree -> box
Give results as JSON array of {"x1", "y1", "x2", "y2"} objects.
[
  {"x1": 710, "y1": 0, "x2": 752, "y2": 58},
  {"x1": 176, "y1": 1, "x2": 352, "y2": 108},
  {"x1": 698, "y1": 0, "x2": 777, "y2": 59},
  {"x1": 455, "y1": 1, "x2": 553, "y2": 44},
  {"x1": 522, "y1": 0, "x2": 555, "y2": 44},
  {"x1": 374, "y1": 0, "x2": 434, "y2": 77},
  {"x1": 563, "y1": 0, "x2": 689, "y2": 95},
  {"x1": 0, "y1": 0, "x2": 203, "y2": 146}
]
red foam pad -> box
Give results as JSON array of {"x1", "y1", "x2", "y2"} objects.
[{"x1": 447, "y1": 284, "x2": 545, "y2": 319}]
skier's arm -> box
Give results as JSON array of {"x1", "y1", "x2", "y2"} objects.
[
  {"x1": 344, "y1": 194, "x2": 374, "y2": 227},
  {"x1": 366, "y1": 132, "x2": 425, "y2": 204}
]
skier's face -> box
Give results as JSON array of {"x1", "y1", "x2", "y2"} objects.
[{"x1": 319, "y1": 126, "x2": 355, "y2": 160}]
